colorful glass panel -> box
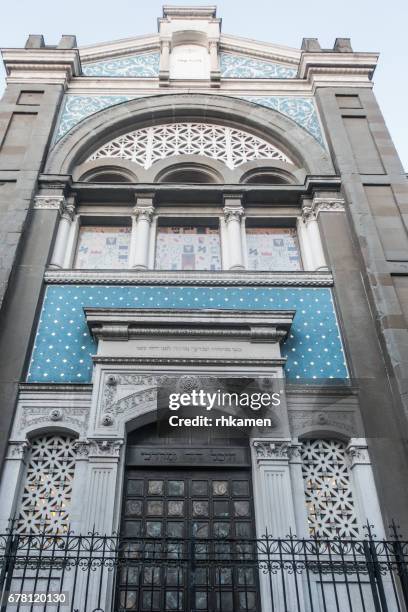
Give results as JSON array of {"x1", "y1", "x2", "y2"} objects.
[
  {"x1": 155, "y1": 226, "x2": 221, "y2": 271},
  {"x1": 246, "y1": 227, "x2": 302, "y2": 271},
  {"x1": 74, "y1": 226, "x2": 130, "y2": 269}
]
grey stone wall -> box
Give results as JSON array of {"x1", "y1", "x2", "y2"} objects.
[
  {"x1": 0, "y1": 83, "x2": 63, "y2": 462},
  {"x1": 316, "y1": 87, "x2": 408, "y2": 528}
]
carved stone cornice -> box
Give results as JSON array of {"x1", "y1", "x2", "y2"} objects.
[
  {"x1": 6, "y1": 441, "x2": 30, "y2": 460},
  {"x1": 44, "y1": 269, "x2": 334, "y2": 287},
  {"x1": 85, "y1": 308, "x2": 294, "y2": 345},
  {"x1": 2, "y1": 48, "x2": 81, "y2": 85},
  {"x1": 94, "y1": 356, "x2": 287, "y2": 367}
]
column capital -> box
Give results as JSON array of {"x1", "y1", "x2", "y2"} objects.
[
  {"x1": 346, "y1": 439, "x2": 370, "y2": 466},
  {"x1": 252, "y1": 439, "x2": 292, "y2": 463},
  {"x1": 301, "y1": 194, "x2": 345, "y2": 223},
  {"x1": 87, "y1": 438, "x2": 124, "y2": 459},
  {"x1": 60, "y1": 200, "x2": 76, "y2": 221},
  {"x1": 6, "y1": 440, "x2": 31, "y2": 461},
  {"x1": 133, "y1": 205, "x2": 155, "y2": 223}
]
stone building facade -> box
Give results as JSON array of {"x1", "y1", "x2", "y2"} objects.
[{"x1": 0, "y1": 6, "x2": 408, "y2": 611}]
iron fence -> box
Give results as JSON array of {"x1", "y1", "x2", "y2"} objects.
[{"x1": 0, "y1": 523, "x2": 407, "y2": 612}]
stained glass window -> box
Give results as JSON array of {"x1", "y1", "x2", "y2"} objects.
[
  {"x1": 246, "y1": 227, "x2": 302, "y2": 271},
  {"x1": 155, "y1": 226, "x2": 221, "y2": 271},
  {"x1": 74, "y1": 226, "x2": 131, "y2": 269}
]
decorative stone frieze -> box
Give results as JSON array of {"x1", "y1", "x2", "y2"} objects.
[
  {"x1": 18, "y1": 404, "x2": 89, "y2": 436},
  {"x1": 33, "y1": 195, "x2": 65, "y2": 211},
  {"x1": 43, "y1": 269, "x2": 335, "y2": 287}
]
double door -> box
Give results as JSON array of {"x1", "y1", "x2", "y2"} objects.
[{"x1": 118, "y1": 468, "x2": 260, "y2": 612}]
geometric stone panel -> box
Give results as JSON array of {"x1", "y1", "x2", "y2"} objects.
[
  {"x1": 17, "y1": 435, "x2": 76, "y2": 534},
  {"x1": 27, "y1": 285, "x2": 349, "y2": 383},
  {"x1": 87, "y1": 122, "x2": 293, "y2": 170},
  {"x1": 301, "y1": 439, "x2": 359, "y2": 538}
]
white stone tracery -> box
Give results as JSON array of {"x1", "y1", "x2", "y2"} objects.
[
  {"x1": 17, "y1": 435, "x2": 76, "y2": 534},
  {"x1": 301, "y1": 439, "x2": 359, "y2": 538},
  {"x1": 87, "y1": 122, "x2": 293, "y2": 170}
]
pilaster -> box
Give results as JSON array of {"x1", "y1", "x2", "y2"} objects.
[
  {"x1": 250, "y1": 438, "x2": 300, "y2": 612},
  {"x1": 0, "y1": 441, "x2": 30, "y2": 531},
  {"x1": 346, "y1": 438, "x2": 385, "y2": 537}
]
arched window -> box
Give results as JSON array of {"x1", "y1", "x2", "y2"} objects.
[
  {"x1": 301, "y1": 439, "x2": 358, "y2": 538},
  {"x1": 17, "y1": 435, "x2": 77, "y2": 534}
]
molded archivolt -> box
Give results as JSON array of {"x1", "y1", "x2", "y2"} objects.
[{"x1": 46, "y1": 94, "x2": 334, "y2": 178}]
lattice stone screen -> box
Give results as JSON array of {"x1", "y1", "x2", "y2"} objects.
[
  {"x1": 17, "y1": 435, "x2": 76, "y2": 534},
  {"x1": 87, "y1": 122, "x2": 293, "y2": 170},
  {"x1": 301, "y1": 439, "x2": 359, "y2": 538}
]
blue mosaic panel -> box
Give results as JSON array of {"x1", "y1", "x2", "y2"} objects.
[
  {"x1": 54, "y1": 95, "x2": 137, "y2": 143},
  {"x1": 53, "y1": 94, "x2": 324, "y2": 149},
  {"x1": 27, "y1": 285, "x2": 348, "y2": 383},
  {"x1": 82, "y1": 52, "x2": 160, "y2": 77},
  {"x1": 220, "y1": 53, "x2": 297, "y2": 79},
  {"x1": 244, "y1": 96, "x2": 324, "y2": 147}
]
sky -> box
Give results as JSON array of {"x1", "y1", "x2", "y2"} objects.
[{"x1": 0, "y1": 0, "x2": 407, "y2": 170}]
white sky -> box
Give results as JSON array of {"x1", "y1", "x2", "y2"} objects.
[{"x1": 1, "y1": 0, "x2": 407, "y2": 170}]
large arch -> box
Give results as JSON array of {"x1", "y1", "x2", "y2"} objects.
[{"x1": 46, "y1": 94, "x2": 334, "y2": 177}]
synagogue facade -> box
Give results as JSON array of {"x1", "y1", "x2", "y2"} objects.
[{"x1": 0, "y1": 6, "x2": 408, "y2": 612}]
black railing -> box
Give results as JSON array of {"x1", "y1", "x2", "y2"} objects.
[{"x1": 0, "y1": 524, "x2": 408, "y2": 612}]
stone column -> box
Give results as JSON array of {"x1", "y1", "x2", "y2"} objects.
[
  {"x1": 223, "y1": 196, "x2": 245, "y2": 270},
  {"x1": 0, "y1": 441, "x2": 30, "y2": 531},
  {"x1": 48, "y1": 197, "x2": 76, "y2": 269},
  {"x1": 130, "y1": 196, "x2": 155, "y2": 269},
  {"x1": 251, "y1": 439, "x2": 302, "y2": 612},
  {"x1": 301, "y1": 198, "x2": 327, "y2": 271},
  {"x1": 347, "y1": 438, "x2": 385, "y2": 537},
  {"x1": 288, "y1": 441, "x2": 309, "y2": 538}
]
